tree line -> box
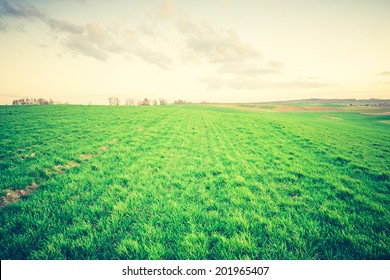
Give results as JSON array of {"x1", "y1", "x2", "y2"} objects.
[
  {"x1": 11, "y1": 97, "x2": 192, "y2": 106},
  {"x1": 12, "y1": 98, "x2": 57, "y2": 105},
  {"x1": 108, "y1": 97, "x2": 191, "y2": 106}
]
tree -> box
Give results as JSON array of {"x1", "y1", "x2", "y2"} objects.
[
  {"x1": 125, "y1": 98, "x2": 136, "y2": 106},
  {"x1": 108, "y1": 96, "x2": 120, "y2": 106},
  {"x1": 141, "y1": 98, "x2": 150, "y2": 106},
  {"x1": 173, "y1": 99, "x2": 189, "y2": 104},
  {"x1": 12, "y1": 97, "x2": 53, "y2": 105},
  {"x1": 159, "y1": 98, "x2": 168, "y2": 105}
]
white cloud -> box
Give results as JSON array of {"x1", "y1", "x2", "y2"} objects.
[
  {"x1": 0, "y1": 20, "x2": 8, "y2": 32},
  {"x1": 46, "y1": 18, "x2": 84, "y2": 34},
  {"x1": 134, "y1": 47, "x2": 173, "y2": 70},
  {"x1": 176, "y1": 13, "x2": 291, "y2": 89},
  {"x1": 377, "y1": 71, "x2": 390, "y2": 76},
  {"x1": 177, "y1": 16, "x2": 261, "y2": 64},
  {"x1": 67, "y1": 34, "x2": 109, "y2": 62},
  {"x1": 0, "y1": 0, "x2": 173, "y2": 69},
  {"x1": 155, "y1": 0, "x2": 176, "y2": 20}
]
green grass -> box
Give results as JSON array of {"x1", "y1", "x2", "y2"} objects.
[{"x1": 0, "y1": 105, "x2": 389, "y2": 259}]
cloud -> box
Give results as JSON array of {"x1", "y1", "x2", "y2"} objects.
[
  {"x1": 377, "y1": 71, "x2": 390, "y2": 76},
  {"x1": 0, "y1": 0, "x2": 83, "y2": 33},
  {"x1": 177, "y1": 16, "x2": 261, "y2": 64},
  {"x1": 0, "y1": 0, "x2": 43, "y2": 19},
  {"x1": 217, "y1": 62, "x2": 283, "y2": 77},
  {"x1": 46, "y1": 18, "x2": 84, "y2": 34},
  {"x1": 36, "y1": 43, "x2": 49, "y2": 49},
  {"x1": 199, "y1": 76, "x2": 335, "y2": 90},
  {"x1": 155, "y1": 0, "x2": 176, "y2": 20},
  {"x1": 0, "y1": 0, "x2": 173, "y2": 69},
  {"x1": 135, "y1": 47, "x2": 173, "y2": 70},
  {"x1": 176, "y1": 9, "x2": 335, "y2": 90},
  {"x1": 64, "y1": 22, "x2": 131, "y2": 62},
  {"x1": 0, "y1": 20, "x2": 8, "y2": 32},
  {"x1": 0, "y1": 0, "x2": 83, "y2": 35},
  {"x1": 64, "y1": 21, "x2": 172, "y2": 68},
  {"x1": 266, "y1": 60, "x2": 284, "y2": 69},
  {"x1": 66, "y1": 34, "x2": 109, "y2": 62},
  {"x1": 176, "y1": 13, "x2": 290, "y2": 86}
]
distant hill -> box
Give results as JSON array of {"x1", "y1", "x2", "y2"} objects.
[{"x1": 255, "y1": 98, "x2": 390, "y2": 106}]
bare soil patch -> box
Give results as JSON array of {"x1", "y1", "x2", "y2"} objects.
[
  {"x1": 20, "y1": 153, "x2": 37, "y2": 160},
  {"x1": 322, "y1": 115, "x2": 342, "y2": 120},
  {"x1": 1, "y1": 182, "x2": 38, "y2": 208},
  {"x1": 80, "y1": 154, "x2": 92, "y2": 160},
  {"x1": 54, "y1": 161, "x2": 80, "y2": 173},
  {"x1": 98, "y1": 146, "x2": 108, "y2": 154}
]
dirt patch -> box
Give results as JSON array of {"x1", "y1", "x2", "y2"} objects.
[
  {"x1": 137, "y1": 127, "x2": 145, "y2": 132},
  {"x1": 54, "y1": 161, "x2": 80, "y2": 173},
  {"x1": 1, "y1": 182, "x2": 38, "y2": 208},
  {"x1": 378, "y1": 120, "x2": 390, "y2": 124},
  {"x1": 322, "y1": 115, "x2": 342, "y2": 120},
  {"x1": 80, "y1": 154, "x2": 92, "y2": 160},
  {"x1": 110, "y1": 138, "x2": 118, "y2": 144},
  {"x1": 63, "y1": 161, "x2": 79, "y2": 169},
  {"x1": 54, "y1": 165, "x2": 62, "y2": 171},
  {"x1": 20, "y1": 153, "x2": 36, "y2": 160},
  {"x1": 98, "y1": 146, "x2": 108, "y2": 154}
]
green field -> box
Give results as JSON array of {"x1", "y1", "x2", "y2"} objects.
[{"x1": 0, "y1": 105, "x2": 389, "y2": 259}]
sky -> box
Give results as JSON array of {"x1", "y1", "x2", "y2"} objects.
[{"x1": 0, "y1": 0, "x2": 389, "y2": 105}]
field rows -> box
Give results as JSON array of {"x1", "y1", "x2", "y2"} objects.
[{"x1": 0, "y1": 105, "x2": 389, "y2": 259}]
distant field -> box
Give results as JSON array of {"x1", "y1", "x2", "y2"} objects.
[
  {"x1": 212, "y1": 103, "x2": 390, "y2": 113},
  {"x1": 0, "y1": 104, "x2": 389, "y2": 259}
]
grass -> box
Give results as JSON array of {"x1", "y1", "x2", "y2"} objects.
[{"x1": 0, "y1": 104, "x2": 389, "y2": 259}]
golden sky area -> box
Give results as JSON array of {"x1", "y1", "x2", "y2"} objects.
[{"x1": 0, "y1": 0, "x2": 389, "y2": 104}]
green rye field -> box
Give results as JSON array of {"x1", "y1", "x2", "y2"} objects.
[{"x1": 0, "y1": 104, "x2": 389, "y2": 259}]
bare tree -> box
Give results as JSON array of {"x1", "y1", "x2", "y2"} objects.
[
  {"x1": 108, "y1": 96, "x2": 120, "y2": 105},
  {"x1": 152, "y1": 99, "x2": 158, "y2": 106},
  {"x1": 125, "y1": 98, "x2": 136, "y2": 106},
  {"x1": 12, "y1": 97, "x2": 53, "y2": 105},
  {"x1": 159, "y1": 98, "x2": 168, "y2": 105},
  {"x1": 141, "y1": 98, "x2": 150, "y2": 106},
  {"x1": 173, "y1": 99, "x2": 190, "y2": 104}
]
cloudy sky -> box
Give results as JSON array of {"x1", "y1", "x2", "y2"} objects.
[{"x1": 0, "y1": 0, "x2": 389, "y2": 104}]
